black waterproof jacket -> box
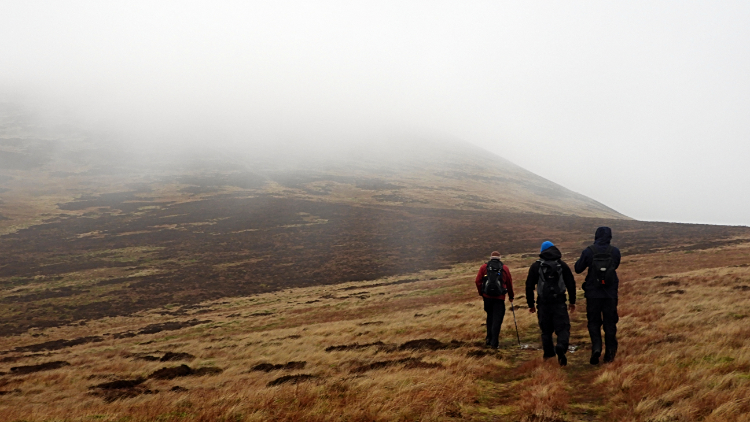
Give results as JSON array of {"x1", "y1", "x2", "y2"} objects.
[
  {"x1": 525, "y1": 246, "x2": 576, "y2": 308},
  {"x1": 574, "y1": 227, "x2": 621, "y2": 299}
]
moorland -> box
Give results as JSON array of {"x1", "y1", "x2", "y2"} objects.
[
  {"x1": 1, "y1": 236, "x2": 750, "y2": 421},
  {"x1": 1, "y1": 190, "x2": 747, "y2": 338},
  {"x1": 2, "y1": 111, "x2": 750, "y2": 421}
]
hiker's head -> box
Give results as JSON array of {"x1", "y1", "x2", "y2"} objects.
[
  {"x1": 540, "y1": 241, "x2": 554, "y2": 253},
  {"x1": 595, "y1": 227, "x2": 613, "y2": 244},
  {"x1": 490, "y1": 251, "x2": 501, "y2": 260}
]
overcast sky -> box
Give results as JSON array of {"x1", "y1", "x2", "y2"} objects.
[{"x1": 2, "y1": 1, "x2": 749, "y2": 226}]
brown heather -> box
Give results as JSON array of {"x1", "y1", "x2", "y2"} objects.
[{"x1": 1, "y1": 242, "x2": 750, "y2": 421}]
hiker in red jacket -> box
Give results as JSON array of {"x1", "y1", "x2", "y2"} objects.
[{"x1": 474, "y1": 251, "x2": 515, "y2": 349}]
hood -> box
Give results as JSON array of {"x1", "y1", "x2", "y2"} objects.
[
  {"x1": 594, "y1": 226, "x2": 612, "y2": 246},
  {"x1": 539, "y1": 245, "x2": 562, "y2": 261}
]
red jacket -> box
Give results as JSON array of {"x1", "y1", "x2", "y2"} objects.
[{"x1": 475, "y1": 261, "x2": 514, "y2": 301}]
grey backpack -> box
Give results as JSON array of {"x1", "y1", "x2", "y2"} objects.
[{"x1": 537, "y1": 260, "x2": 566, "y2": 301}]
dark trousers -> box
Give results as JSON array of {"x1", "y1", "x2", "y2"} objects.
[
  {"x1": 537, "y1": 302, "x2": 571, "y2": 358},
  {"x1": 586, "y1": 298, "x2": 619, "y2": 353},
  {"x1": 483, "y1": 297, "x2": 505, "y2": 348}
]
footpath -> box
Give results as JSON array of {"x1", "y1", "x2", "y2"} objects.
[{"x1": 466, "y1": 289, "x2": 609, "y2": 421}]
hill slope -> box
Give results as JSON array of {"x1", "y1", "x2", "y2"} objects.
[{"x1": 0, "y1": 104, "x2": 624, "y2": 239}]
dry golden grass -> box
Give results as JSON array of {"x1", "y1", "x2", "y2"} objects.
[
  {"x1": 1, "y1": 243, "x2": 749, "y2": 421},
  {"x1": 595, "y1": 250, "x2": 750, "y2": 422}
]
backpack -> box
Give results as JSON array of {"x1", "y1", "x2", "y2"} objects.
[
  {"x1": 588, "y1": 245, "x2": 615, "y2": 285},
  {"x1": 537, "y1": 260, "x2": 566, "y2": 301},
  {"x1": 482, "y1": 259, "x2": 507, "y2": 296}
]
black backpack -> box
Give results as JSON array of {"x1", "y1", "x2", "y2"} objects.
[
  {"x1": 588, "y1": 245, "x2": 615, "y2": 285},
  {"x1": 482, "y1": 259, "x2": 507, "y2": 296},
  {"x1": 537, "y1": 260, "x2": 566, "y2": 301}
]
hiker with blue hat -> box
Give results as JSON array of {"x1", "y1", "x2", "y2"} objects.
[{"x1": 525, "y1": 241, "x2": 577, "y2": 366}]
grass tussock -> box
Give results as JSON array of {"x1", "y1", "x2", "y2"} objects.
[{"x1": 517, "y1": 360, "x2": 569, "y2": 422}]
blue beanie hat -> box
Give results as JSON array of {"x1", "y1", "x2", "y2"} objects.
[{"x1": 540, "y1": 241, "x2": 554, "y2": 252}]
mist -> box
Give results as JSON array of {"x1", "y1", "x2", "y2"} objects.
[{"x1": 2, "y1": 1, "x2": 749, "y2": 225}]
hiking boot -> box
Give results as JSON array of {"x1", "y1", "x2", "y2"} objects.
[
  {"x1": 590, "y1": 350, "x2": 601, "y2": 365},
  {"x1": 603, "y1": 349, "x2": 617, "y2": 363},
  {"x1": 556, "y1": 345, "x2": 567, "y2": 366}
]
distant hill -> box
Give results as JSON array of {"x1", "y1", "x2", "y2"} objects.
[
  {"x1": 0, "y1": 105, "x2": 625, "y2": 235},
  {"x1": 249, "y1": 138, "x2": 629, "y2": 219}
]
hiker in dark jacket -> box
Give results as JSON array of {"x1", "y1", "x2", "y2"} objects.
[
  {"x1": 474, "y1": 251, "x2": 515, "y2": 349},
  {"x1": 526, "y1": 241, "x2": 576, "y2": 366},
  {"x1": 575, "y1": 226, "x2": 622, "y2": 365}
]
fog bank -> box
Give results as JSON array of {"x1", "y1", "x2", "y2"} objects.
[{"x1": 2, "y1": 1, "x2": 749, "y2": 225}]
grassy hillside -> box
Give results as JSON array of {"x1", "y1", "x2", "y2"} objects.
[
  {"x1": 0, "y1": 103, "x2": 625, "y2": 241},
  {"x1": 1, "y1": 240, "x2": 750, "y2": 421}
]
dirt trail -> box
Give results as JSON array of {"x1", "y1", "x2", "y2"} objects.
[
  {"x1": 563, "y1": 305, "x2": 608, "y2": 421},
  {"x1": 474, "y1": 302, "x2": 610, "y2": 421}
]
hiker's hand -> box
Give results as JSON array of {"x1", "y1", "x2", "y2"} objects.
[
  {"x1": 529, "y1": 307, "x2": 536, "y2": 313},
  {"x1": 569, "y1": 304, "x2": 576, "y2": 313}
]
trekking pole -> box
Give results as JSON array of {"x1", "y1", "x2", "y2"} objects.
[{"x1": 510, "y1": 302, "x2": 522, "y2": 348}]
